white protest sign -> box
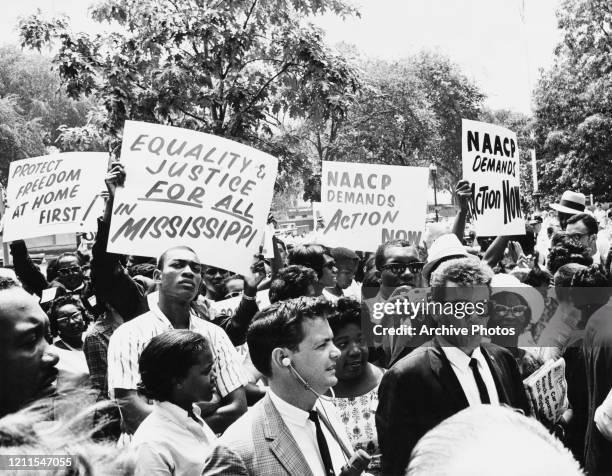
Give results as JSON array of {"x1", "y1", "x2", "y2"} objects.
[
  {"x1": 462, "y1": 119, "x2": 525, "y2": 236},
  {"x1": 107, "y1": 121, "x2": 278, "y2": 275},
  {"x1": 3, "y1": 152, "x2": 108, "y2": 242},
  {"x1": 317, "y1": 161, "x2": 428, "y2": 251},
  {"x1": 209, "y1": 289, "x2": 270, "y2": 318}
]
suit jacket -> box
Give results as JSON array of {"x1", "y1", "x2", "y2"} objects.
[
  {"x1": 202, "y1": 393, "x2": 315, "y2": 476},
  {"x1": 376, "y1": 338, "x2": 530, "y2": 476}
]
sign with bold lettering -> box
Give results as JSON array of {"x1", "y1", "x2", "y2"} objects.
[
  {"x1": 315, "y1": 161, "x2": 428, "y2": 251},
  {"x1": 107, "y1": 121, "x2": 278, "y2": 275},
  {"x1": 3, "y1": 152, "x2": 108, "y2": 242},
  {"x1": 462, "y1": 119, "x2": 525, "y2": 236}
]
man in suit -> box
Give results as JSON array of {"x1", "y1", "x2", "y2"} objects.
[
  {"x1": 203, "y1": 297, "x2": 353, "y2": 476},
  {"x1": 376, "y1": 257, "x2": 530, "y2": 476}
]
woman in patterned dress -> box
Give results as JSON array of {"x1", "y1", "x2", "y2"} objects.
[{"x1": 328, "y1": 297, "x2": 384, "y2": 475}]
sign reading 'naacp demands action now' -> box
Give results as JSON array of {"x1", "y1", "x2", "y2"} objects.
[
  {"x1": 316, "y1": 161, "x2": 429, "y2": 251},
  {"x1": 107, "y1": 121, "x2": 278, "y2": 275},
  {"x1": 3, "y1": 153, "x2": 108, "y2": 242},
  {"x1": 462, "y1": 119, "x2": 525, "y2": 236}
]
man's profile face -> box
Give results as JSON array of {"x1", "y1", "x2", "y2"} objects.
[
  {"x1": 319, "y1": 254, "x2": 338, "y2": 288},
  {"x1": 288, "y1": 317, "x2": 340, "y2": 394},
  {"x1": 380, "y1": 246, "x2": 420, "y2": 288},
  {"x1": 56, "y1": 256, "x2": 84, "y2": 290},
  {"x1": 336, "y1": 261, "x2": 357, "y2": 290},
  {"x1": 0, "y1": 288, "x2": 59, "y2": 416},
  {"x1": 435, "y1": 282, "x2": 490, "y2": 349},
  {"x1": 159, "y1": 248, "x2": 203, "y2": 302}
]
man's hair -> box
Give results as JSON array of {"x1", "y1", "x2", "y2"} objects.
[
  {"x1": 247, "y1": 297, "x2": 336, "y2": 377},
  {"x1": 48, "y1": 295, "x2": 89, "y2": 337},
  {"x1": 569, "y1": 265, "x2": 612, "y2": 317},
  {"x1": 330, "y1": 247, "x2": 359, "y2": 268},
  {"x1": 523, "y1": 267, "x2": 552, "y2": 288},
  {"x1": 287, "y1": 244, "x2": 330, "y2": 278},
  {"x1": 430, "y1": 258, "x2": 493, "y2": 288},
  {"x1": 554, "y1": 263, "x2": 586, "y2": 303},
  {"x1": 138, "y1": 330, "x2": 211, "y2": 402},
  {"x1": 156, "y1": 246, "x2": 197, "y2": 270},
  {"x1": 0, "y1": 394, "x2": 134, "y2": 475},
  {"x1": 327, "y1": 297, "x2": 360, "y2": 335},
  {"x1": 407, "y1": 405, "x2": 582, "y2": 476},
  {"x1": 269, "y1": 265, "x2": 318, "y2": 303},
  {"x1": 375, "y1": 239, "x2": 413, "y2": 271},
  {"x1": 56, "y1": 253, "x2": 79, "y2": 267},
  {"x1": 430, "y1": 258, "x2": 493, "y2": 302},
  {"x1": 547, "y1": 241, "x2": 592, "y2": 275},
  {"x1": 0, "y1": 276, "x2": 21, "y2": 291},
  {"x1": 566, "y1": 212, "x2": 598, "y2": 235}
]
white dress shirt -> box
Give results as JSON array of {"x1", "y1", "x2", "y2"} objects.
[
  {"x1": 441, "y1": 346, "x2": 500, "y2": 406},
  {"x1": 268, "y1": 389, "x2": 350, "y2": 476},
  {"x1": 131, "y1": 401, "x2": 217, "y2": 476}
]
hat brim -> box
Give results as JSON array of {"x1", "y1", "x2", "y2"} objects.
[
  {"x1": 422, "y1": 253, "x2": 471, "y2": 281},
  {"x1": 550, "y1": 203, "x2": 584, "y2": 215},
  {"x1": 491, "y1": 285, "x2": 545, "y2": 323}
]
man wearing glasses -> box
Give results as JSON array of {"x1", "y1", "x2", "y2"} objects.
[
  {"x1": 566, "y1": 212, "x2": 607, "y2": 266},
  {"x1": 376, "y1": 258, "x2": 529, "y2": 475}
]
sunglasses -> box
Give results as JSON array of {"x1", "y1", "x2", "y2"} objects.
[
  {"x1": 381, "y1": 262, "x2": 424, "y2": 274},
  {"x1": 57, "y1": 266, "x2": 81, "y2": 276},
  {"x1": 492, "y1": 304, "x2": 528, "y2": 317},
  {"x1": 204, "y1": 267, "x2": 230, "y2": 277},
  {"x1": 323, "y1": 261, "x2": 337, "y2": 270}
]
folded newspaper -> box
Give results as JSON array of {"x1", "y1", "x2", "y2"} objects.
[{"x1": 523, "y1": 358, "x2": 569, "y2": 425}]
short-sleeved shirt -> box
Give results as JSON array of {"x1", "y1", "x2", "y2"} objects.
[{"x1": 107, "y1": 295, "x2": 249, "y2": 398}]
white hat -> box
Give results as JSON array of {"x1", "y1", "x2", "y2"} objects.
[
  {"x1": 550, "y1": 191, "x2": 586, "y2": 215},
  {"x1": 490, "y1": 273, "x2": 545, "y2": 323},
  {"x1": 422, "y1": 233, "x2": 469, "y2": 282}
]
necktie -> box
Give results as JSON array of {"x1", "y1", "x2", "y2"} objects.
[
  {"x1": 469, "y1": 358, "x2": 491, "y2": 404},
  {"x1": 309, "y1": 410, "x2": 335, "y2": 476}
]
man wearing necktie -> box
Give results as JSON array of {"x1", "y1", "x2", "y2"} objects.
[
  {"x1": 203, "y1": 297, "x2": 353, "y2": 476},
  {"x1": 376, "y1": 258, "x2": 530, "y2": 476}
]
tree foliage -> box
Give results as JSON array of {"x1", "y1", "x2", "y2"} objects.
[
  {"x1": 0, "y1": 46, "x2": 93, "y2": 182},
  {"x1": 18, "y1": 0, "x2": 361, "y2": 191},
  {"x1": 533, "y1": 0, "x2": 612, "y2": 202}
]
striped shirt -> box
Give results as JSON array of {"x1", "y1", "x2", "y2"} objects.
[{"x1": 107, "y1": 294, "x2": 249, "y2": 399}]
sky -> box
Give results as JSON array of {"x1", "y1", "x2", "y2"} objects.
[{"x1": 1, "y1": 0, "x2": 561, "y2": 114}]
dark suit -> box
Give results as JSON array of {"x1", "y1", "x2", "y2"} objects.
[{"x1": 376, "y1": 338, "x2": 530, "y2": 475}]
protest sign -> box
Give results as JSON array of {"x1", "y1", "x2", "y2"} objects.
[
  {"x1": 107, "y1": 121, "x2": 278, "y2": 275},
  {"x1": 316, "y1": 161, "x2": 428, "y2": 251},
  {"x1": 523, "y1": 358, "x2": 569, "y2": 424},
  {"x1": 462, "y1": 119, "x2": 525, "y2": 236},
  {"x1": 3, "y1": 152, "x2": 108, "y2": 242},
  {"x1": 209, "y1": 290, "x2": 270, "y2": 318}
]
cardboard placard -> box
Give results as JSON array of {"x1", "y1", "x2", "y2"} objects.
[
  {"x1": 107, "y1": 121, "x2": 278, "y2": 275},
  {"x1": 3, "y1": 153, "x2": 108, "y2": 241},
  {"x1": 462, "y1": 119, "x2": 525, "y2": 236},
  {"x1": 315, "y1": 161, "x2": 428, "y2": 251}
]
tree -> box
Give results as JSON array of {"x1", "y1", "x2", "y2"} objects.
[
  {"x1": 0, "y1": 46, "x2": 94, "y2": 182},
  {"x1": 533, "y1": 0, "x2": 612, "y2": 202},
  {"x1": 19, "y1": 0, "x2": 361, "y2": 191},
  {"x1": 300, "y1": 51, "x2": 485, "y2": 200}
]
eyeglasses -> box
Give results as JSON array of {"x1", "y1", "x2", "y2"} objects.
[
  {"x1": 492, "y1": 304, "x2": 528, "y2": 317},
  {"x1": 323, "y1": 261, "x2": 337, "y2": 270},
  {"x1": 225, "y1": 290, "x2": 243, "y2": 299},
  {"x1": 567, "y1": 232, "x2": 591, "y2": 241},
  {"x1": 57, "y1": 266, "x2": 81, "y2": 276},
  {"x1": 204, "y1": 267, "x2": 230, "y2": 277},
  {"x1": 381, "y1": 262, "x2": 424, "y2": 274},
  {"x1": 56, "y1": 311, "x2": 84, "y2": 325}
]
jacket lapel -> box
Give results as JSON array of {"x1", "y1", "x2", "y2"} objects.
[
  {"x1": 262, "y1": 395, "x2": 314, "y2": 476},
  {"x1": 429, "y1": 338, "x2": 469, "y2": 409},
  {"x1": 480, "y1": 345, "x2": 511, "y2": 405}
]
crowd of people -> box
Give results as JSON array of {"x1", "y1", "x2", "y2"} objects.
[{"x1": 3, "y1": 161, "x2": 612, "y2": 476}]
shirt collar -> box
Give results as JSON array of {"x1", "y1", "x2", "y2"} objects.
[
  {"x1": 441, "y1": 344, "x2": 484, "y2": 370},
  {"x1": 154, "y1": 401, "x2": 206, "y2": 429},
  {"x1": 147, "y1": 291, "x2": 197, "y2": 329},
  {"x1": 268, "y1": 388, "x2": 311, "y2": 428}
]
